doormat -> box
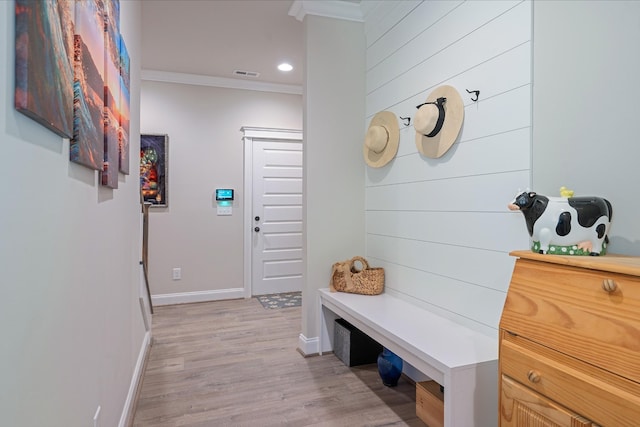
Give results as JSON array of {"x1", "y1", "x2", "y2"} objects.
[{"x1": 256, "y1": 292, "x2": 302, "y2": 309}]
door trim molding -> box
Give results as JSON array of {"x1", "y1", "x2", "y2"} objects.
[{"x1": 241, "y1": 127, "x2": 303, "y2": 298}]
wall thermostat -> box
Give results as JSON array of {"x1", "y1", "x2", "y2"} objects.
[
  {"x1": 215, "y1": 188, "x2": 234, "y2": 201},
  {"x1": 215, "y1": 189, "x2": 234, "y2": 216}
]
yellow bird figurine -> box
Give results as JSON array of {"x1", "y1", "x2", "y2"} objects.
[{"x1": 559, "y1": 186, "x2": 574, "y2": 198}]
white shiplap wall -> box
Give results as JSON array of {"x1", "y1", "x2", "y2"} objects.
[{"x1": 363, "y1": 0, "x2": 531, "y2": 335}]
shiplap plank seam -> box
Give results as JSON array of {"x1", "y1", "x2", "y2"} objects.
[
  {"x1": 366, "y1": 1, "x2": 458, "y2": 69},
  {"x1": 366, "y1": 1, "x2": 526, "y2": 96},
  {"x1": 364, "y1": 1, "x2": 424, "y2": 49},
  {"x1": 366, "y1": 40, "x2": 531, "y2": 121}
]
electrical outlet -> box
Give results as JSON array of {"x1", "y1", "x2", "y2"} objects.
[
  {"x1": 93, "y1": 406, "x2": 101, "y2": 427},
  {"x1": 172, "y1": 268, "x2": 181, "y2": 280}
]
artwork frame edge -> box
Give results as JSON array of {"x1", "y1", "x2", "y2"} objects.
[{"x1": 140, "y1": 133, "x2": 169, "y2": 208}]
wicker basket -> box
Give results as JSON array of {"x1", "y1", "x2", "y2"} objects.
[{"x1": 330, "y1": 256, "x2": 384, "y2": 295}]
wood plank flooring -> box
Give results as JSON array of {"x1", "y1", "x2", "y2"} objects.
[{"x1": 132, "y1": 297, "x2": 425, "y2": 427}]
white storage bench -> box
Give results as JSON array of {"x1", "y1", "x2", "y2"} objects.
[{"x1": 318, "y1": 288, "x2": 498, "y2": 427}]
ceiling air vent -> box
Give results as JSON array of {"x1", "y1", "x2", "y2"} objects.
[{"x1": 233, "y1": 69, "x2": 260, "y2": 78}]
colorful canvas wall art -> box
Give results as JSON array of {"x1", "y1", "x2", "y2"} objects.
[
  {"x1": 140, "y1": 134, "x2": 168, "y2": 207},
  {"x1": 119, "y1": 35, "x2": 131, "y2": 175},
  {"x1": 15, "y1": 0, "x2": 74, "y2": 138},
  {"x1": 15, "y1": 0, "x2": 130, "y2": 190},
  {"x1": 101, "y1": 0, "x2": 120, "y2": 188},
  {"x1": 70, "y1": 0, "x2": 105, "y2": 171}
]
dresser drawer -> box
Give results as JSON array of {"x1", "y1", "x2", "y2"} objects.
[
  {"x1": 500, "y1": 331, "x2": 640, "y2": 427},
  {"x1": 501, "y1": 375, "x2": 593, "y2": 426},
  {"x1": 500, "y1": 258, "x2": 640, "y2": 383}
]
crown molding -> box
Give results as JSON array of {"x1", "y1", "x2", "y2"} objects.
[
  {"x1": 141, "y1": 69, "x2": 302, "y2": 95},
  {"x1": 289, "y1": 0, "x2": 364, "y2": 22}
]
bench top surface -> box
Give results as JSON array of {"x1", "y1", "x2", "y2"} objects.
[{"x1": 319, "y1": 288, "x2": 498, "y2": 370}]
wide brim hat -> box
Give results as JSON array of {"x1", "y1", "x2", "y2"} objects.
[
  {"x1": 414, "y1": 85, "x2": 464, "y2": 158},
  {"x1": 363, "y1": 111, "x2": 400, "y2": 168}
]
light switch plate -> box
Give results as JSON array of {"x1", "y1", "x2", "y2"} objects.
[{"x1": 217, "y1": 206, "x2": 232, "y2": 215}]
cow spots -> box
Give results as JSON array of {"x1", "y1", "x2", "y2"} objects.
[{"x1": 555, "y1": 212, "x2": 572, "y2": 236}]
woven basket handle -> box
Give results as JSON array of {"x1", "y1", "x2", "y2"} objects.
[{"x1": 349, "y1": 256, "x2": 369, "y2": 273}]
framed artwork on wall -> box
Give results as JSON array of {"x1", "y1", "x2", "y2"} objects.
[
  {"x1": 16, "y1": 0, "x2": 130, "y2": 189},
  {"x1": 101, "y1": 0, "x2": 121, "y2": 188},
  {"x1": 14, "y1": 0, "x2": 74, "y2": 138},
  {"x1": 118, "y1": 35, "x2": 131, "y2": 175},
  {"x1": 140, "y1": 134, "x2": 168, "y2": 207},
  {"x1": 70, "y1": 0, "x2": 105, "y2": 171}
]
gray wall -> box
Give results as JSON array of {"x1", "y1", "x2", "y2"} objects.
[
  {"x1": 140, "y1": 80, "x2": 302, "y2": 302},
  {"x1": 0, "y1": 2, "x2": 146, "y2": 426},
  {"x1": 301, "y1": 15, "x2": 366, "y2": 343},
  {"x1": 532, "y1": 0, "x2": 640, "y2": 255}
]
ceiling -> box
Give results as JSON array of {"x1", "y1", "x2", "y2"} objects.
[{"x1": 140, "y1": 0, "x2": 305, "y2": 87}]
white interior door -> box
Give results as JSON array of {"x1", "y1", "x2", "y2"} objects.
[{"x1": 251, "y1": 137, "x2": 303, "y2": 296}]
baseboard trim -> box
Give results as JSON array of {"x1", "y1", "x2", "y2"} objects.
[
  {"x1": 118, "y1": 330, "x2": 151, "y2": 427},
  {"x1": 297, "y1": 333, "x2": 319, "y2": 357},
  {"x1": 152, "y1": 288, "x2": 245, "y2": 306}
]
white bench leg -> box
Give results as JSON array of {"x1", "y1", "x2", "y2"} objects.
[
  {"x1": 444, "y1": 361, "x2": 498, "y2": 427},
  {"x1": 318, "y1": 300, "x2": 337, "y2": 355}
]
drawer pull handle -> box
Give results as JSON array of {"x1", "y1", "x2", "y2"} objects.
[
  {"x1": 527, "y1": 370, "x2": 541, "y2": 383},
  {"x1": 602, "y1": 279, "x2": 617, "y2": 293}
]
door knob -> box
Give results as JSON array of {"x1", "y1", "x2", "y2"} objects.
[
  {"x1": 254, "y1": 227, "x2": 260, "y2": 232},
  {"x1": 255, "y1": 216, "x2": 260, "y2": 221}
]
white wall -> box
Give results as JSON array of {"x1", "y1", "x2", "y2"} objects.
[
  {"x1": 362, "y1": 1, "x2": 532, "y2": 335},
  {"x1": 301, "y1": 15, "x2": 366, "y2": 344},
  {"x1": 0, "y1": 2, "x2": 146, "y2": 426},
  {"x1": 140, "y1": 80, "x2": 302, "y2": 303},
  {"x1": 532, "y1": 0, "x2": 640, "y2": 256}
]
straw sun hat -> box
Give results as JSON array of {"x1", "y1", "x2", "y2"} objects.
[
  {"x1": 363, "y1": 111, "x2": 400, "y2": 168},
  {"x1": 413, "y1": 85, "x2": 464, "y2": 158}
]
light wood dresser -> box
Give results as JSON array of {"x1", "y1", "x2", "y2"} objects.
[{"x1": 499, "y1": 250, "x2": 640, "y2": 427}]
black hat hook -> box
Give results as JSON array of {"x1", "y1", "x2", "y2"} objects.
[{"x1": 466, "y1": 89, "x2": 480, "y2": 102}]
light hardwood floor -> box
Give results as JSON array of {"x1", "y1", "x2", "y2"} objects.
[{"x1": 132, "y1": 298, "x2": 425, "y2": 427}]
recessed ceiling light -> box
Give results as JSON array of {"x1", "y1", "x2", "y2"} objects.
[{"x1": 278, "y1": 63, "x2": 293, "y2": 72}]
